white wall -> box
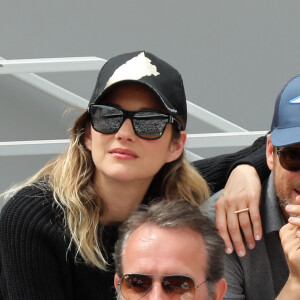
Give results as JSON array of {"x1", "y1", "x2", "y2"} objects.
[{"x1": 2, "y1": 0, "x2": 300, "y2": 204}]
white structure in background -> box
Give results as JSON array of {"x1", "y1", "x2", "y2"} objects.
[{"x1": 0, "y1": 56, "x2": 267, "y2": 161}]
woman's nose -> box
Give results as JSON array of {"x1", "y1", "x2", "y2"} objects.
[{"x1": 115, "y1": 118, "x2": 137, "y2": 141}]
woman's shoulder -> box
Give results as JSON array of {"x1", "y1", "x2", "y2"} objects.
[
  {"x1": 0, "y1": 182, "x2": 59, "y2": 234},
  {"x1": 2, "y1": 182, "x2": 52, "y2": 211}
]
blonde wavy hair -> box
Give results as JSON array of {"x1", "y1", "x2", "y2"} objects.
[{"x1": 4, "y1": 110, "x2": 210, "y2": 270}]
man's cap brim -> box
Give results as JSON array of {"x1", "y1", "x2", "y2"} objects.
[{"x1": 271, "y1": 127, "x2": 300, "y2": 146}]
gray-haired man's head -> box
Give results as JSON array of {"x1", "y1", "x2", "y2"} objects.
[{"x1": 114, "y1": 199, "x2": 227, "y2": 300}]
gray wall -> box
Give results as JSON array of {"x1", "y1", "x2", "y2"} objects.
[{"x1": 2, "y1": 1, "x2": 300, "y2": 204}]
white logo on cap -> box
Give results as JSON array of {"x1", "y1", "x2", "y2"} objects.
[
  {"x1": 289, "y1": 96, "x2": 300, "y2": 104},
  {"x1": 105, "y1": 52, "x2": 160, "y2": 89}
]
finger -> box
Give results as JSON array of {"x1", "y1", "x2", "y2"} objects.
[
  {"x1": 286, "y1": 205, "x2": 300, "y2": 216},
  {"x1": 226, "y1": 210, "x2": 246, "y2": 257},
  {"x1": 280, "y1": 223, "x2": 296, "y2": 239},
  {"x1": 288, "y1": 217, "x2": 300, "y2": 227},
  {"x1": 295, "y1": 195, "x2": 300, "y2": 204},
  {"x1": 238, "y1": 212, "x2": 255, "y2": 250},
  {"x1": 280, "y1": 226, "x2": 300, "y2": 255},
  {"x1": 282, "y1": 235, "x2": 300, "y2": 257},
  {"x1": 280, "y1": 228, "x2": 300, "y2": 276},
  {"x1": 248, "y1": 203, "x2": 262, "y2": 241},
  {"x1": 215, "y1": 204, "x2": 234, "y2": 254}
]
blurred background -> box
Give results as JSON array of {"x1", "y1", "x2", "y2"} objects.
[{"x1": 1, "y1": 1, "x2": 300, "y2": 206}]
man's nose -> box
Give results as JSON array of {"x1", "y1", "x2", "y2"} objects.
[{"x1": 146, "y1": 280, "x2": 170, "y2": 300}]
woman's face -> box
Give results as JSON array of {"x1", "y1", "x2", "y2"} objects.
[{"x1": 84, "y1": 83, "x2": 186, "y2": 187}]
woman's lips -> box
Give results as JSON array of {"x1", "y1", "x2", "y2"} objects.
[{"x1": 109, "y1": 148, "x2": 139, "y2": 160}]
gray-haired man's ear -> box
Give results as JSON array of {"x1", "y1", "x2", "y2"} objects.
[
  {"x1": 114, "y1": 274, "x2": 121, "y2": 291},
  {"x1": 213, "y1": 278, "x2": 227, "y2": 300}
]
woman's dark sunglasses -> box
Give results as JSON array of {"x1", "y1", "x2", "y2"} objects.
[
  {"x1": 276, "y1": 147, "x2": 300, "y2": 172},
  {"x1": 89, "y1": 105, "x2": 181, "y2": 140},
  {"x1": 118, "y1": 273, "x2": 207, "y2": 300}
]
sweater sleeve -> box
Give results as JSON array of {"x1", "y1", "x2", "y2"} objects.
[
  {"x1": 193, "y1": 135, "x2": 270, "y2": 194},
  {"x1": 0, "y1": 186, "x2": 70, "y2": 300}
]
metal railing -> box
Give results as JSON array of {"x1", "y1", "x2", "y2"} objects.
[{"x1": 0, "y1": 56, "x2": 267, "y2": 158}]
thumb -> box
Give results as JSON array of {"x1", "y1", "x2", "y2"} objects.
[{"x1": 295, "y1": 195, "x2": 300, "y2": 205}]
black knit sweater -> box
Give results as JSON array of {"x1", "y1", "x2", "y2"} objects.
[
  {"x1": 0, "y1": 136, "x2": 268, "y2": 300},
  {"x1": 193, "y1": 135, "x2": 269, "y2": 193},
  {"x1": 0, "y1": 185, "x2": 118, "y2": 300}
]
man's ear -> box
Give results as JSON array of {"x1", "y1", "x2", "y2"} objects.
[
  {"x1": 213, "y1": 278, "x2": 227, "y2": 300},
  {"x1": 84, "y1": 125, "x2": 92, "y2": 151},
  {"x1": 266, "y1": 135, "x2": 274, "y2": 171},
  {"x1": 114, "y1": 274, "x2": 121, "y2": 291},
  {"x1": 167, "y1": 131, "x2": 187, "y2": 163}
]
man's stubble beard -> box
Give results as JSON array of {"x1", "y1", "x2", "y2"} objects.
[{"x1": 274, "y1": 172, "x2": 298, "y2": 218}]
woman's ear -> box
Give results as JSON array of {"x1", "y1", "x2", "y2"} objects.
[
  {"x1": 167, "y1": 131, "x2": 187, "y2": 163},
  {"x1": 84, "y1": 125, "x2": 92, "y2": 151}
]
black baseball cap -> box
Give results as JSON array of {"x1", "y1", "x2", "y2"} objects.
[
  {"x1": 271, "y1": 75, "x2": 300, "y2": 146},
  {"x1": 89, "y1": 51, "x2": 187, "y2": 128}
]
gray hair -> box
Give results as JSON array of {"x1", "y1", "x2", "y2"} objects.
[{"x1": 114, "y1": 199, "x2": 225, "y2": 299}]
